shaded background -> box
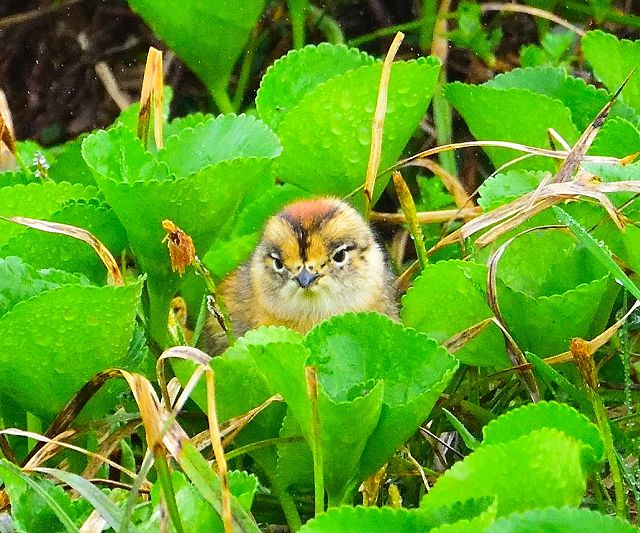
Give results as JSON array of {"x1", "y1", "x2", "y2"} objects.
[{"x1": 0, "y1": 0, "x2": 639, "y2": 146}]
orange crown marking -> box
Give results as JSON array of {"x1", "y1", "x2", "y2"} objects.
[{"x1": 281, "y1": 198, "x2": 336, "y2": 223}]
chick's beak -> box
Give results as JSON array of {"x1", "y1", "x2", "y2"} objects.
[{"x1": 295, "y1": 267, "x2": 320, "y2": 288}]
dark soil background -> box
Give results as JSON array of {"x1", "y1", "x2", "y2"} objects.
[{"x1": 1, "y1": 0, "x2": 639, "y2": 146}]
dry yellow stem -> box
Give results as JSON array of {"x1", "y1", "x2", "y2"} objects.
[{"x1": 363, "y1": 31, "x2": 404, "y2": 217}]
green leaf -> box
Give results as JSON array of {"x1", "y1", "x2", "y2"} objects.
[
  {"x1": 175, "y1": 441, "x2": 261, "y2": 532},
  {"x1": 299, "y1": 506, "x2": 448, "y2": 533},
  {"x1": 0, "y1": 256, "x2": 90, "y2": 317},
  {"x1": 257, "y1": 44, "x2": 375, "y2": 131},
  {"x1": 157, "y1": 114, "x2": 282, "y2": 176},
  {"x1": 163, "y1": 112, "x2": 212, "y2": 140},
  {"x1": 430, "y1": 499, "x2": 497, "y2": 533},
  {"x1": 0, "y1": 201, "x2": 128, "y2": 284},
  {"x1": 299, "y1": 497, "x2": 497, "y2": 532},
  {"x1": 496, "y1": 229, "x2": 618, "y2": 356},
  {"x1": 0, "y1": 278, "x2": 142, "y2": 418},
  {"x1": 449, "y1": 1, "x2": 502, "y2": 66},
  {"x1": 485, "y1": 507, "x2": 638, "y2": 532},
  {"x1": 420, "y1": 497, "x2": 496, "y2": 531},
  {"x1": 421, "y1": 429, "x2": 589, "y2": 516},
  {"x1": 520, "y1": 30, "x2": 576, "y2": 69},
  {"x1": 174, "y1": 326, "x2": 302, "y2": 420},
  {"x1": 251, "y1": 313, "x2": 458, "y2": 502},
  {"x1": 497, "y1": 230, "x2": 608, "y2": 297},
  {"x1": 481, "y1": 401, "x2": 604, "y2": 463},
  {"x1": 477, "y1": 171, "x2": 547, "y2": 211},
  {"x1": 445, "y1": 83, "x2": 579, "y2": 171},
  {"x1": 589, "y1": 117, "x2": 640, "y2": 157},
  {"x1": 275, "y1": 409, "x2": 314, "y2": 491},
  {"x1": 306, "y1": 313, "x2": 458, "y2": 481},
  {"x1": 45, "y1": 137, "x2": 96, "y2": 186},
  {"x1": 143, "y1": 470, "x2": 258, "y2": 532},
  {"x1": 486, "y1": 66, "x2": 635, "y2": 130},
  {"x1": 401, "y1": 260, "x2": 510, "y2": 368},
  {"x1": 442, "y1": 408, "x2": 480, "y2": 451},
  {"x1": 128, "y1": 0, "x2": 266, "y2": 107},
  {"x1": 582, "y1": 30, "x2": 640, "y2": 114},
  {"x1": 273, "y1": 57, "x2": 441, "y2": 207},
  {"x1": 0, "y1": 181, "x2": 98, "y2": 248}
]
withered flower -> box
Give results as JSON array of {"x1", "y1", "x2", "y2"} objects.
[{"x1": 162, "y1": 219, "x2": 195, "y2": 276}]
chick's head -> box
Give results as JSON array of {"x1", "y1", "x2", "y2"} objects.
[{"x1": 249, "y1": 198, "x2": 389, "y2": 323}]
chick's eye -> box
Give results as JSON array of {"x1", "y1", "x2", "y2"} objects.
[
  {"x1": 270, "y1": 254, "x2": 285, "y2": 272},
  {"x1": 332, "y1": 247, "x2": 348, "y2": 265}
]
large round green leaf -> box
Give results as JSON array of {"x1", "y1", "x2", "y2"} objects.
[
  {"x1": 485, "y1": 66, "x2": 636, "y2": 130},
  {"x1": 257, "y1": 43, "x2": 375, "y2": 131},
  {"x1": 307, "y1": 313, "x2": 459, "y2": 479},
  {"x1": 128, "y1": 0, "x2": 266, "y2": 101},
  {"x1": 582, "y1": 30, "x2": 640, "y2": 115},
  {"x1": 485, "y1": 507, "x2": 637, "y2": 533},
  {"x1": 401, "y1": 260, "x2": 510, "y2": 368},
  {"x1": 272, "y1": 57, "x2": 441, "y2": 207},
  {"x1": 445, "y1": 83, "x2": 579, "y2": 171},
  {"x1": 0, "y1": 275, "x2": 142, "y2": 418},
  {"x1": 496, "y1": 230, "x2": 617, "y2": 356},
  {"x1": 421, "y1": 429, "x2": 589, "y2": 517},
  {"x1": 481, "y1": 401, "x2": 604, "y2": 464},
  {"x1": 253, "y1": 312, "x2": 458, "y2": 503}
]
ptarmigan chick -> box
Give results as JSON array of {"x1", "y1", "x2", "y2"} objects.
[{"x1": 201, "y1": 197, "x2": 397, "y2": 354}]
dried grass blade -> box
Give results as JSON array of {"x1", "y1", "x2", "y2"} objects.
[
  {"x1": 1, "y1": 428, "x2": 140, "y2": 484},
  {"x1": 389, "y1": 140, "x2": 619, "y2": 176},
  {"x1": 153, "y1": 351, "x2": 260, "y2": 531},
  {"x1": 443, "y1": 318, "x2": 494, "y2": 354},
  {"x1": 370, "y1": 206, "x2": 481, "y2": 225},
  {"x1": 474, "y1": 198, "x2": 563, "y2": 247},
  {"x1": 407, "y1": 158, "x2": 470, "y2": 208},
  {"x1": 0, "y1": 103, "x2": 16, "y2": 155},
  {"x1": 363, "y1": 31, "x2": 404, "y2": 217},
  {"x1": 554, "y1": 69, "x2": 634, "y2": 183},
  {"x1": 24, "y1": 369, "x2": 123, "y2": 464},
  {"x1": 481, "y1": 2, "x2": 585, "y2": 35},
  {"x1": 153, "y1": 50, "x2": 164, "y2": 149},
  {"x1": 137, "y1": 47, "x2": 163, "y2": 147},
  {"x1": 205, "y1": 369, "x2": 233, "y2": 533},
  {"x1": 486, "y1": 228, "x2": 554, "y2": 402},
  {"x1": 157, "y1": 346, "x2": 212, "y2": 409},
  {"x1": 3, "y1": 216, "x2": 123, "y2": 285}
]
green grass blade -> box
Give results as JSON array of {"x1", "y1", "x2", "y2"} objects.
[
  {"x1": 0, "y1": 460, "x2": 80, "y2": 533},
  {"x1": 37, "y1": 467, "x2": 141, "y2": 533},
  {"x1": 553, "y1": 206, "x2": 640, "y2": 300}
]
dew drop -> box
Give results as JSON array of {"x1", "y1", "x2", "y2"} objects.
[{"x1": 357, "y1": 126, "x2": 370, "y2": 146}]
